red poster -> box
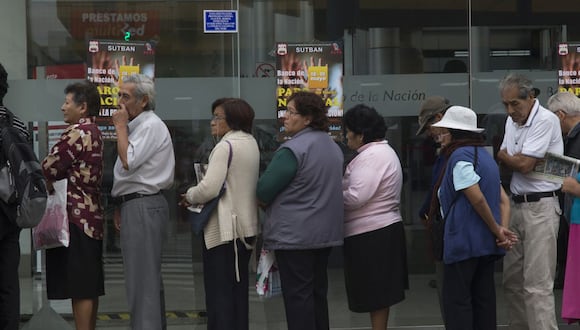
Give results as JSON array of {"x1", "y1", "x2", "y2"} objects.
[{"x1": 71, "y1": 10, "x2": 159, "y2": 40}]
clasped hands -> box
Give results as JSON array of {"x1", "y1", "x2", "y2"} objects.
[{"x1": 495, "y1": 226, "x2": 518, "y2": 250}]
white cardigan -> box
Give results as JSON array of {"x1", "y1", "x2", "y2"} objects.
[{"x1": 185, "y1": 130, "x2": 260, "y2": 250}]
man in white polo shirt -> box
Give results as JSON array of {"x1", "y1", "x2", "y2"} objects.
[{"x1": 497, "y1": 73, "x2": 563, "y2": 330}]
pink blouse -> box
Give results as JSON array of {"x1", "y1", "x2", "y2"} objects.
[{"x1": 342, "y1": 141, "x2": 403, "y2": 237}]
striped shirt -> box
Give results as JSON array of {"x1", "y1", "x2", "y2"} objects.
[{"x1": 0, "y1": 105, "x2": 30, "y2": 140}]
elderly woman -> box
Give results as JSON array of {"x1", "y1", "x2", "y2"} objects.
[
  {"x1": 341, "y1": 104, "x2": 408, "y2": 330},
  {"x1": 257, "y1": 91, "x2": 344, "y2": 330},
  {"x1": 42, "y1": 81, "x2": 104, "y2": 330},
  {"x1": 182, "y1": 98, "x2": 260, "y2": 330},
  {"x1": 429, "y1": 106, "x2": 516, "y2": 330}
]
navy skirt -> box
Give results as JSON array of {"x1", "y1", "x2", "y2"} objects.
[
  {"x1": 343, "y1": 221, "x2": 409, "y2": 312},
  {"x1": 46, "y1": 223, "x2": 104, "y2": 299}
]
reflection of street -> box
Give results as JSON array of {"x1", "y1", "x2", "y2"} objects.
[{"x1": 254, "y1": 123, "x2": 280, "y2": 172}]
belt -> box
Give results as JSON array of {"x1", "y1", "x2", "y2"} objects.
[
  {"x1": 512, "y1": 191, "x2": 557, "y2": 204},
  {"x1": 115, "y1": 192, "x2": 160, "y2": 205}
]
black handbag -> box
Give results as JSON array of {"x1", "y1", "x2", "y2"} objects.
[
  {"x1": 188, "y1": 141, "x2": 232, "y2": 235},
  {"x1": 430, "y1": 198, "x2": 457, "y2": 261}
]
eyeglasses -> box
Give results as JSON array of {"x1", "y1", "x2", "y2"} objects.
[
  {"x1": 286, "y1": 109, "x2": 301, "y2": 116},
  {"x1": 211, "y1": 115, "x2": 226, "y2": 121}
]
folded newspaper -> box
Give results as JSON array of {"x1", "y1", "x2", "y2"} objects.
[
  {"x1": 187, "y1": 163, "x2": 209, "y2": 213},
  {"x1": 528, "y1": 152, "x2": 580, "y2": 184}
]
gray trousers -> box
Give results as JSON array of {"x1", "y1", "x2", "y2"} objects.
[
  {"x1": 120, "y1": 195, "x2": 168, "y2": 330},
  {"x1": 503, "y1": 196, "x2": 560, "y2": 330}
]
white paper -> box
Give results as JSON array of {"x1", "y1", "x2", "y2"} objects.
[{"x1": 528, "y1": 152, "x2": 580, "y2": 184}]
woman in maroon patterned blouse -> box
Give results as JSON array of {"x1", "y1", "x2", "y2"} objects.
[{"x1": 42, "y1": 81, "x2": 104, "y2": 330}]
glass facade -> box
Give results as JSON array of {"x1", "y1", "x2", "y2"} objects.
[{"x1": 3, "y1": 0, "x2": 580, "y2": 307}]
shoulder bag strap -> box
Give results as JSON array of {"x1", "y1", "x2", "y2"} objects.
[{"x1": 221, "y1": 140, "x2": 233, "y2": 188}]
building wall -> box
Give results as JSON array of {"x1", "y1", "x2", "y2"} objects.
[{"x1": 2, "y1": 0, "x2": 579, "y2": 277}]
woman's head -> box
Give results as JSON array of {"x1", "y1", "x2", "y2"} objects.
[
  {"x1": 210, "y1": 98, "x2": 254, "y2": 137},
  {"x1": 342, "y1": 104, "x2": 387, "y2": 150},
  {"x1": 431, "y1": 105, "x2": 484, "y2": 146},
  {"x1": 284, "y1": 92, "x2": 329, "y2": 136},
  {"x1": 62, "y1": 81, "x2": 100, "y2": 124}
]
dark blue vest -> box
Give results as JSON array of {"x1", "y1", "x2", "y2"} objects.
[{"x1": 439, "y1": 146, "x2": 505, "y2": 264}]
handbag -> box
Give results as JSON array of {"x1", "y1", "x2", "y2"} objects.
[
  {"x1": 32, "y1": 179, "x2": 69, "y2": 250},
  {"x1": 188, "y1": 141, "x2": 232, "y2": 235},
  {"x1": 256, "y1": 249, "x2": 282, "y2": 298},
  {"x1": 430, "y1": 203, "x2": 454, "y2": 261}
]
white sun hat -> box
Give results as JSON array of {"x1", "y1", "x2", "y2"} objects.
[{"x1": 431, "y1": 105, "x2": 484, "y2": 133}]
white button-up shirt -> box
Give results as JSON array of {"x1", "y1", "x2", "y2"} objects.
[{"x1": 111, "y1": 110, "x2": 175, "y2": 197}]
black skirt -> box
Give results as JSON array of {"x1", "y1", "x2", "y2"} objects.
[
  {"x1": 343, "y1": 221, "x2": 409, "y2": 313},
  {"x1": 46, "y1": 223, "x2": 105, "y2": 299}
]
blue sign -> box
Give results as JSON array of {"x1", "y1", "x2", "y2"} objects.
[{"x1": 204, "y1": 10, "x2": 238, "y2": 33}]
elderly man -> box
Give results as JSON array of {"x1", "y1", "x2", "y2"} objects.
[
  {"x1": 497, "y1": 73, "x2": 563, "y2": 330},
  {"x1": 547, "y1": 91, "x2": 580, "y2": 162},
  {"x1": 547, "y1": 91, "x2": 580, "y2": 289},
  {"x1": 416, "y1": 95, "x2": 451, "y2": 221},
  {"x1": 415, "y1": 95, "x2": 451, "y2": 322},
  {"x1": 111, "y1": 74, "x2": 175, "y2": 330}
]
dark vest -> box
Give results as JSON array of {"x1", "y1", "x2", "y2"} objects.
[
  {"x1": 263, "y1": 128, "x2": 344, "y2": 250},
  {"x1": 439, "y1": 146, "x2": 505, "y2": 264}
]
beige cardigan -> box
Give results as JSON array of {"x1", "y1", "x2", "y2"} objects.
[{"x1": 185, "y1": 130, "x2": 260, "y2": 250}]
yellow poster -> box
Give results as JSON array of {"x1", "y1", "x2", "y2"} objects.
[{"x1": 119, "y1": 65, "x2": 140, "y2": 83}]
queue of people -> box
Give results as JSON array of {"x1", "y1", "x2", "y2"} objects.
[{"x1": 3, "y1": 66, "x2": 580, "y2": 330}]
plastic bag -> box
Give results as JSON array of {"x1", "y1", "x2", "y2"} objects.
[
  {"x1": 256, "y1": 249, "x2": 282, "y2": 298},
  {"x1": 32, "y1": 179, "x2": 69, "y2": 250}
]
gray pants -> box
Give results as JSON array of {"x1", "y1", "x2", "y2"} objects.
[
  {"x1": 503, "y1": 196, "x2": 560, "y2": 330},
  {"x1": 120, "y1": 195, "x2": 168, "y2": 330}
]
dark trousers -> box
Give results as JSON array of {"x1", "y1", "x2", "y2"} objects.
[
  {"x1": 555, "y1": 215, "x2": 569, "y2": 288},
  {"x1": 0, "y1": 217, "x2": 20, "y2": 330},
  {"x1": 202, "y1": 237, "x2": 253, "y2": 330},
  {"x1": 275, "y1": 248, "x2": 332, "y2": 330},
  {"x1": 443, "y1": 255, "x2": 497, "y2": 330}
]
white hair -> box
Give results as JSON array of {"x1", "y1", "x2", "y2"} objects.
[{"x1": 547, "y1": 91, "x2": 580, "y2": 116}]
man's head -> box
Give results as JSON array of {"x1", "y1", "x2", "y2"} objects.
[
  {"x1": 416, "y1": 96, "x2": 450, "y2": 136},
  {"x1": 118, "y1": 74, "x2": 155, "y2": 120},
  {"x1": 0, "y1": 62, "x2": 9, "y2": 105},
  {"x1": 547, "y1": 91, "x2": 580, "y2": 135},
  {"x1": 499, "y1": 73, "x2": 536, "y2": 125}
]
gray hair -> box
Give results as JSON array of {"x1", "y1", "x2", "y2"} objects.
[
  {"x1": 547, "y1": 91, "x2": 580, "y2": 116},
  {"x1": 122, "y1": 74, "x2": 156, "y2": 110},
  {"x1": 498, "y1": 73, "x2": 534, "y2": 100}
]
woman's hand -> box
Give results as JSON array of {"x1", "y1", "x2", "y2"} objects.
[
  {"x1": 496, "y1": 226, "x2": 518, "y2": 250},
  {"x1": 562, "y1": 176, "x2": 580, "y2": 197},
  {"x1": 178, "y1": 193, "x2": 191, "y2": 208},
  {"x1": 114, "y1": 207, "x2": 121, "y2": 231},
  {"x1": 46, "y1": 180, "x2": 55, "y2": 194}
]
